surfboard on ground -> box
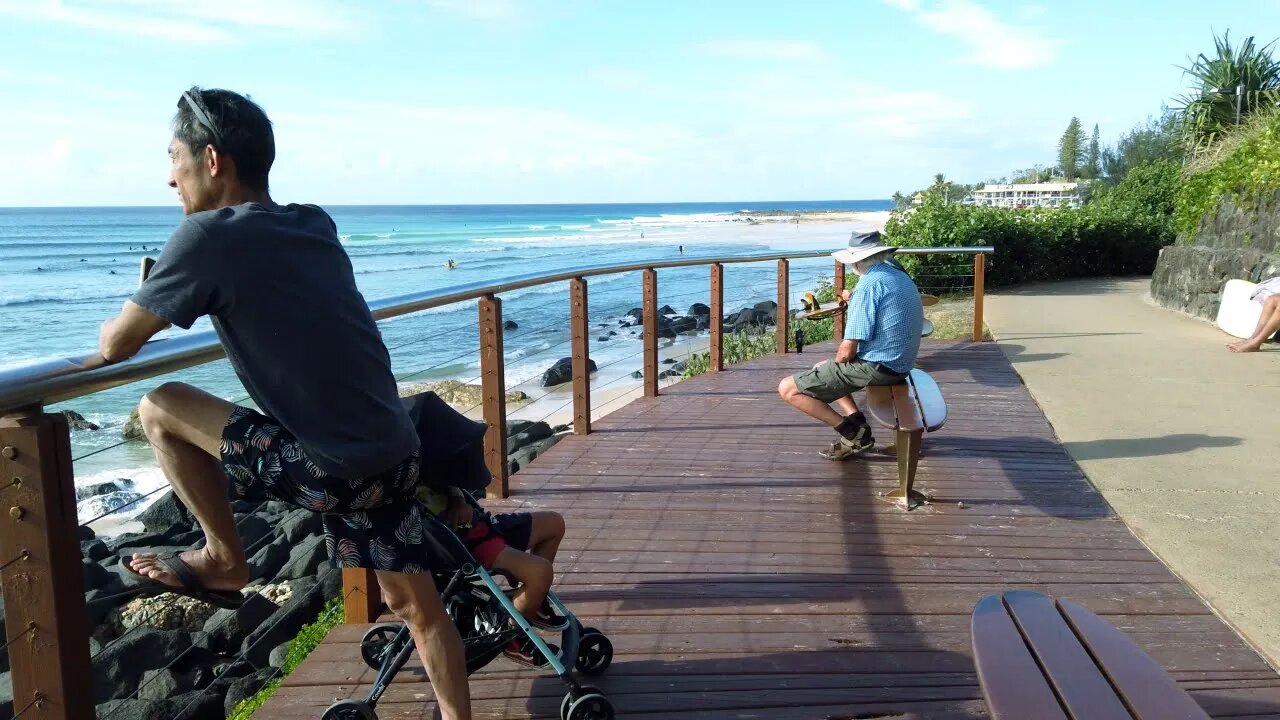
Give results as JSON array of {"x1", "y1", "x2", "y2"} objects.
[{"x1": 1216, "y1": 279, "x2": 1263, "y2": 339}]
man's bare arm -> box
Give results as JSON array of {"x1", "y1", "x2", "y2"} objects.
[
  {"x1": 99, "y1": 301, "x2": 171, "y2": 362},
  {"x1": 834, "y1": 339, "x2": 858, "y2": 364}
]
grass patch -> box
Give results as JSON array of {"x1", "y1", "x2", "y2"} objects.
[
  {"x1": 926, "y1": 299, "x2": 991, "y2": 341},
  {"x1": 226, "y1": 596, "x2": 346, "y2": 720}
]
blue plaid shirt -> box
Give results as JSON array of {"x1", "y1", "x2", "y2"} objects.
[{"x1": 843, "y1": 263, "x2": 923, "y2": 374}]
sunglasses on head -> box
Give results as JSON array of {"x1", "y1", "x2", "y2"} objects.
[{"x1": 181, "y1": 90, "x2": 225, "y2": 150}]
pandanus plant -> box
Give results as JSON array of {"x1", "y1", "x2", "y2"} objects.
[{"x1": 1177, "y1": 31, "x2": 1280, "y2": 154}]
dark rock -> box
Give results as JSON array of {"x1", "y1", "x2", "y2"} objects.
[
  {"x1": 94, "y1": 698, "x2": 170, "y2": 720},
  {"x1": 137, "y1": 668, "x2": 194, "y2": 701},
  {"x1": 240, "y1": 577, "x2": 323, "y2": 669},
  {"x1": 78, "y1": 524, "x2": 96, "y2": 541},
  {"x1": 506, "y1": 419, "x2": 535, "y2": 437},
  {"x1": 223, "y1": 668, "x2": 278, "y2": 715},
  {"x1": 626, "y1": 308, "x2": 643, "y2": 320},
  {"x1": 658, "y1": 304, "x2": 676, "y2": 315},
  {"x1": 247, "y1": 539, "x2": 290, "y2": 581},
  {"x1": 671, "y1": 361, "x2": 687, "y2": 374},
  {"x1": 268, "y1": 641, "x2": 291, "y2": 669},
  {"x1": 106, "y1": 531, "x2": 173, "y2": 555},
  {"x1": 136, "y1": 491, "x2": 190, "y2": 534},
  {"x1": 83, "y1": 558, "x2": 116, "y2": 591},
  {"x1": 540, "y1": 357, "x2": 597, "y2": 387},
  {"x1": 92, "y1": 628, "x2": 193, "y2": 703},
  {"x1": 662, "y1": 358, "x2": 677, "y2": 365},
  {"x1": 509, "y1": 421, "x2": 553, "y2": 451},
  {"x1": 669, "y1": 316, "x2": 697, "y2": 334},
  {"x1": 503, "y1": 320, "x2": 518, "y2": 330},
  {"x1": 688, "y1": 302, "x2": 711, "y2": 317},
  {"x1": 597, "y1": 335, "x2": 611, "y2": 342},
  {"x1": 696, "y1": 315, "x2": 711, "y2": 330},
  {"x1": 276, "y1": 535, "x2": 328, "y2": 580},
  {"x1": 235, "y1": 514, "x2": 274, "y2": 550},
  {"x1": 276, "y1": 510, "x2": 323, "y2": 544},
  {"x1": 171, "y1": 689, "x2": 225, "y2": 720},
  {"x1": 509, "y1": 436, "x2": 561, "y2": 472},
  {"x1": 631, "y1": 371, "x2": 643, "y2": 379},
  {"x1": 78, "y1": 491, "x2": 146, "y2": 523},
  {"x1": 607, "y1": 330, "x2": 618, "y2": 337},
  {"x1": 61, "y1": 409, "x2": 100, "y2": 431},
  {"x1": 551, "y1": 423, "x2": 571, "y2": 434},
  {"x1": 317, "y1": 562, "x2": 342, "y2": 600},
  {"x1": 753, "y1": 300, "x2": 778, "y2": 315},
  {"x1": 77, "y1": 478, "x2": 133, "y2": 501},
  {"x1": 204, "y1": 591, "x2": 279, "y2": 653}
]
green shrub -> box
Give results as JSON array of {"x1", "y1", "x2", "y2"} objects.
[
  {"x1": 227, "y1": 596, "x2": 345, "y2": 720},
  {"x1": 882, "y1": 191, "x2": 1175, "y2": 289},
  {"x1": 1175, "y1": 109, "x2": 1280, "y2": 240}
]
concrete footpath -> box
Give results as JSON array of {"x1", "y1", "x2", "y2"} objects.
[{"x1": 985, "y1": 277, "x2": 1280, "y2": 667}]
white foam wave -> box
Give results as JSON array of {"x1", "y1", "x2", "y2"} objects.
[{"x1": 0, "y1": 289, "x2": 130, "y2": 307}]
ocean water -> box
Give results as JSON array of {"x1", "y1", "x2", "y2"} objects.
[{"x1": 0, "y1": 200, "x2": 888, "y2": 527}]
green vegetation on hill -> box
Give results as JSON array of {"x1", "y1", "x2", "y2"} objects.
[{"x1": 1175, "y1": 109, "x2": 1280, "y2": 240}]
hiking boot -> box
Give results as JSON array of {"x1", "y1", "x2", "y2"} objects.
[{"x1": 820, "y1": 430, "x2": 874, "y2": 460}]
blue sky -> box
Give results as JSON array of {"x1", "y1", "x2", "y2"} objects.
[{"x1": 1, "y1": 0, "x2": 1277, "y2": 206}]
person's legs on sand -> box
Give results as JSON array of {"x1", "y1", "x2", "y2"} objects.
[
  {"x1": 377, "y1": 570, "x2": 472, "y2": 720},
  {"x1": 127, "y1": 382, "x2": 248, "y2": 593}
]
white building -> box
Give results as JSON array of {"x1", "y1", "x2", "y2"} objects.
[{"x1": 969, "y1": 182, "x2": 1081, "y2": 209}]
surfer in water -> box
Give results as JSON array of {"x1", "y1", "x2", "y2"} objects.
[{"x1": 446, "y1": 259, "x2": 457, "y2": 270}]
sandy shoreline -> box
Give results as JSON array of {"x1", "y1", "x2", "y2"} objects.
[{"x1": 735, "y1": 209, "x2": 891, "y2": 229}]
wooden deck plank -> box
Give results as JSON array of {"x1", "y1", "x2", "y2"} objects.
[{"x1": 261, "y1": 341, "x2": 1279, "y2": 719}]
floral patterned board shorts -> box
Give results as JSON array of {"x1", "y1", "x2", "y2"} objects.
[{"x1": 219, "y1": 406, "x2": 438, "y2": 574}]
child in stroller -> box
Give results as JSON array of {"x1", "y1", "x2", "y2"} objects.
[{"x1": 319, "y1": 393, "x2": 615, "y2": 720}]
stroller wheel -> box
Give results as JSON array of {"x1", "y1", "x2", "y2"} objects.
[
  {"x1": 560, "y1": 687, "x2": 614, "y2": 720},
  {"x1": 360, "y1": 624, "x2": 404, "y2": 670},
  {"x1": 575, "y1": 631, "x2": 613, "y2": 676},
  {"x1": 322, "y1": 699, "x2": 378, "y2": 720}
]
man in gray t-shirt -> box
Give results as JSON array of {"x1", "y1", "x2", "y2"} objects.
[{"x1": 98, "y1": 87, "x2": 471, "y2": 719}]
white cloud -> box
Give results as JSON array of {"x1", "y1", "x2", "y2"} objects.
[
  {"x1": 882, "y1": 0, "x2": 1062, "y2": 70},
  {"x1": 0, "y1": 0, "x2": 355, "y2": 42},
  {"x1": 696, "y1": 40, "x2": 831, "y2": 63}
]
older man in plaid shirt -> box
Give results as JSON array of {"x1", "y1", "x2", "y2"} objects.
[{"x1": 778, "y1": 233, "x2": 923, "y2": 460}]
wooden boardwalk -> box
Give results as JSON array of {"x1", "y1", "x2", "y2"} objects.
[{"x1": 263, "y1": 341, "x2": 1280, "y2": 719}]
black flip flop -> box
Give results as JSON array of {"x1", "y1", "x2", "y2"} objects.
[{"x1": 120, "y1": 552, "x2": 245, "y2": 609}]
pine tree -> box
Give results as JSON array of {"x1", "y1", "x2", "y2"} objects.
[
  {"x1": 1058, "y1": 118, "x2": 1085, "y2": 181},
  {"x1": 1083, "y1": 124, "x2": 1101, "y2": 180}
]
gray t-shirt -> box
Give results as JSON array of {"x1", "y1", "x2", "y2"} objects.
[{"x1": 132, "y1": 202, "x2": 418, "y2": 478}]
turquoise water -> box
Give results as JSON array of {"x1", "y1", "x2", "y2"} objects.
[{"x1": 0, "y1": 201, "x2": 887, "y2": 521}]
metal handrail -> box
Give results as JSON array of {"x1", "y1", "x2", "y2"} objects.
[{"x1": 0, "y1": 246, "x2": 992, "y2": 412}]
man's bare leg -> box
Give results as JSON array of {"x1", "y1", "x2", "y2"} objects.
[
  {"x1": 127, "y1": 382, "x2": 248, "y2": 592},
  {"x1": 778, "y1": 375, "x2": 843, "y2": 427},
  {"x1": 833, "y1": 394, "x2": 859, "y2": 417},
  {"x1": 377, "y1": 570, "x2": 472, "y2": 720},
  {"x1": 1229, "y1": 296, "x2": 1280, "y2": 353}
]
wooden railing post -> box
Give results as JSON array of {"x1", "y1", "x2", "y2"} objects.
[
  {"x1": 479, "y1": 294, "x2": 509, "y2": 497},
  {"x1": 342, "y1": 568, "x2": 382, "y2": 623},
  {"x1": 710, "y1": 263, "x2": 724, "y2": 372},
  {"x1": 973, "y1": 253, "x2": 986, "y2": 342},
  {"x1": 834, "y1": 260, "x2": 847, "y2": 343},
  {"x1": 642, "y1": 269, "x2": 658, "y2": 397},
  {"x1": 776, "y1": 259, "x2": 789, "y2": 354},
  {"x1": 0, "y1": 410, "x2": 93, "y2": 720},
  {"x1": 570, "y1": 278, "x2": 591, "y2": 434}
]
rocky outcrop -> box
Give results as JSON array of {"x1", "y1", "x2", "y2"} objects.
[
  {"x1": 399, "y1": 380, "x2": 530, "y2": 408},
  {"x1": 1151, "y1": 190, "x2": 1280, "y2": 318},
  {"x1": 61, "y1": 409, "x2": 100, "y2": 431},
  {"x1": 540, "y1": 357, "x2": 597, "y2": 387}
]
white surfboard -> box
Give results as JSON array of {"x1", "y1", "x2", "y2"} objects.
[{"x1": 1216, "y1": 279, "x2": 1263, "y2": 339}]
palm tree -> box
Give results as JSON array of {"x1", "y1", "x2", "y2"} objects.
[{"x1": 1177, "y1": 31, "x2": 1280, "y2": 152}]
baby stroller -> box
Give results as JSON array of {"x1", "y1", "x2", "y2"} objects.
[{"x1": 320, "y1": 393, "x2": 615, "y2": 720}]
